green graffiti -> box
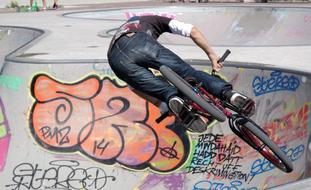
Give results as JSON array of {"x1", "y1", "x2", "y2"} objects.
[
  {"x1": 0, "y1": 75, "x2": 23, "y2": 90},
  {"x1": 0, "y1": 124, "x2": 6, "y2": 138},
  {"x1": 0, "y1": 103, "x2": 6, "y2": 138}
]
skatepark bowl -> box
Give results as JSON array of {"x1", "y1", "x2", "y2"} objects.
[{"x1": 1, "y1": 4, "x2": 311, "y2": 190}]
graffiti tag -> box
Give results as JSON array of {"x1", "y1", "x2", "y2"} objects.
[
  {"x1": 193, "y1": 180, "x2": 258, "y2": 190},
  {"x1": 252, "y1": 71, "x2": 300, "y2": 96},
  {"x1": 250, "y1": 144, "x2": 304, "y2": 175},
  {"x1": 187, "y1": 133, "x2": 254, "y2": 183},
  {"x1": 5, "y1": 160, "x2": 116, "y2": 190}
]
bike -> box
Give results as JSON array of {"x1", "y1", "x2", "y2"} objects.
[{"x1": 156, "y1": 49, "x2": 293, "y2": 173}]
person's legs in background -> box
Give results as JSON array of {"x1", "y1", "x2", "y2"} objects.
[
  {"x1": 29, "y1": 0, "x2": 47, "y2": 10},
  {"x1": 42, "y1": 0, "x2": 46, "y2": 10},
  {"x1": 53, "y1": 0, "x2": 59, "y2": 9}
]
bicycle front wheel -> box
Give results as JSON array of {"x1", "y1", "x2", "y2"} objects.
[
  {"x1": 235, "y1": 117, "x2": 293, "y2": 173},
  {"x1": 159, "y1": 65, "x2": 226, "y2": 122}
]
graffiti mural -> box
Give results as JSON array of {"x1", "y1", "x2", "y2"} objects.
[
  {"x1": 0, "y1": 97, "x2": 10, "y2": 171},
  {"x1": 264, "y1": 103, "x2": 309, "y2": 146},
  {"x1": 23, "y1": 70, "x2": 310, "y2": 190},
  {"x1": 29, "y1": 74, "x2": 190, "y2": 173}
]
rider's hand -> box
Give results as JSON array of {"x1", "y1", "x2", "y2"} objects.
[{"x1": 210, "y1": 54, "x2": 223, "y2": 72}]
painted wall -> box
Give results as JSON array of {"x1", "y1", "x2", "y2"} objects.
[
  {"x1": 0, "y1": 57, "x2": 310, "y2": 190},
  {"x1": 0, "y1": 27, "x2": 310, "y2": 190}
]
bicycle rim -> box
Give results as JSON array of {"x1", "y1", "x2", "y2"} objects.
[
  {"x1": 236, "y1": 118, "x2": 293, "y2": 173},
  {"x1": 160, "y1": 65, "x2": 226, "y2": 122}
]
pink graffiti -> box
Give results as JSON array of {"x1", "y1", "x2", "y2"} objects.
[
  {"x1": 124, "y1": 12, "x2": 176, "y2": 20},
  {"x1": 139, "y1": 173, "x2": 186, "y2": 190},
  {"x1": 285, "y1": 28, "x2": 306, "y2": 38},
  {"x1": 0, "y1": 135, "x2": 10, "y2": 171},
  {"x1": 304, "y1": 15, "x2": 311, "y2": 23},
  {"x1": 0, "y1": 98, "x2": 10, "y2": 171}
]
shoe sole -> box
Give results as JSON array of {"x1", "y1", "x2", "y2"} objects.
[{"x1": 169, "y1": 98, "x2": 184, "y2": 116}]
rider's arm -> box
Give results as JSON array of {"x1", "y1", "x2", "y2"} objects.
[
  {"x1": 168, "y1": 19, "x2": 223, "y2": 72},
  {"x1": 190, "y1": 26, "x2": 223, "y2": 72}
]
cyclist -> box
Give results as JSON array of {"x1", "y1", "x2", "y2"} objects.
[{"x1": 107, "y1": 15, "x2": 255, "y2": 129}]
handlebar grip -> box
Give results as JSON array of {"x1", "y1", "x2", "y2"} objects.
[
  {"x1": 212, "y1": 49, "x2": 231, "y2": 75},
  {"x1": 217, "y1": 49, "x2": 231, "y2": 63}
]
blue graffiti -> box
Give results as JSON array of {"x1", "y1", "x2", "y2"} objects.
[
  {"x1": 193, "y1": 180, "x2": 258, "y2": 190},
  {"x1": 252, "y1": 71, "x2": 300, "y2": 96},
  {"x1": 250, "y1": 144, "x2": 304, "y2": 175}
]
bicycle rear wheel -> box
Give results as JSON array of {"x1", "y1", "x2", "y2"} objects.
[
  {"x1": 159, "y1": 65, "x2": 226, "y2": 122},
  {"x1": 233, "y1": 117, "x2": 293, "y2": 173}
]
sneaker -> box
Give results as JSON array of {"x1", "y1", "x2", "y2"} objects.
[
  {"x1": 168, "y1": 96, "x2": 184, "y2": 116},
  {"x1": 169, "y1": 96, "x2": 207, "y2": 133},
  {"x1": 228, "y1": 91, "x2": 255, "y2": 117}
]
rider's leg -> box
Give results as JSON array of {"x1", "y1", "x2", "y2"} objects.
[
  {"x1": 147, "y1": 38, "x2": 255, "y2": 116},
  {"x1": 107, "y1": 33, "x2": 179, "y2": 105},
  {"x1": 150, "y1": 42, "x2": 231, "y2": 98},
  {"x1": 107, "y1": 33, "x2": 198, "y2": 125}
]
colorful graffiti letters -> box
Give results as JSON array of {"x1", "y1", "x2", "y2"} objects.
[
  {"x1": 264, "y1": 104, "x2": 309, "y2": 145},
  {"x1": 5, "y1": 160, "x2": 116, "y2": 190},
  {"x1": 252, "y1": 71, "x2": 300, "y2": 96},
  {"x1": 29, "y1": 74, "x2": 190, "y2": 173}
]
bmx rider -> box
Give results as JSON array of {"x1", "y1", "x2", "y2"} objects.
[{"x1": 107, "y1": 15, "x2": 255, "y2": 130}]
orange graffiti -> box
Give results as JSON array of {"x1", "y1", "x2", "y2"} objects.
[
  {"x1": 29, "y1": 74, "x2": 190, "y2": 172},
  {"x1": 265, "y1": 104, "x2": 309, "y2": 145},
  {"x1": 219, "y1": 104, "x2": 309, "y2": 160}
]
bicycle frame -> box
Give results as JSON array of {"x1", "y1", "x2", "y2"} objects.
[{"x1": 157, "y1": 49, "x2": 293, "y2": 173}]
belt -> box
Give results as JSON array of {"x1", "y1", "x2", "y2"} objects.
[{"x1": 126, "y1": 32, "x2": 135, "y2": 37}]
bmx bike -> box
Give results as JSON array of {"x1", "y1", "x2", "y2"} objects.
[{"x1": 156, "y1": 49, "x2": 293, "y2": 173}]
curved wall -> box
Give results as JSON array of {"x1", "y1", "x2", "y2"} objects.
[
  {"x1": 0, "y1": 9, "x2": 311, "y2": 190},
  {"x1": 65, "y1": 6, "x2": 311, "y2": 46}
]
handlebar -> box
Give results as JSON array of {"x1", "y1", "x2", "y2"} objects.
[
  {"x1": 212, "y1": 49, "x2": 231, "y2": 75},
  {"x1": 218, "y1": 49, "x2": 231, "y2": 63}
]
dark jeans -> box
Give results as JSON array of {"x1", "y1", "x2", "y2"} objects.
[{"x1": 107, "y1": 32, "x2": 232, "y2": 103}]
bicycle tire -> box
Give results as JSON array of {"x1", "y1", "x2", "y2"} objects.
[
  {"x1": 159, "y1": 65, "x2": 226, "y2": 122},
  {"x1": 236, "y1": 118, "x2": 293, "y2": 173}
]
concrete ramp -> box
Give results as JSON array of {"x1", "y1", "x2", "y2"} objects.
[
  {"x1": 1, "y1": 5, "x2": 311, "y2": 190},
  {"x1": 65, "y1": 6, "x2": 311, "y2": 46}
]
